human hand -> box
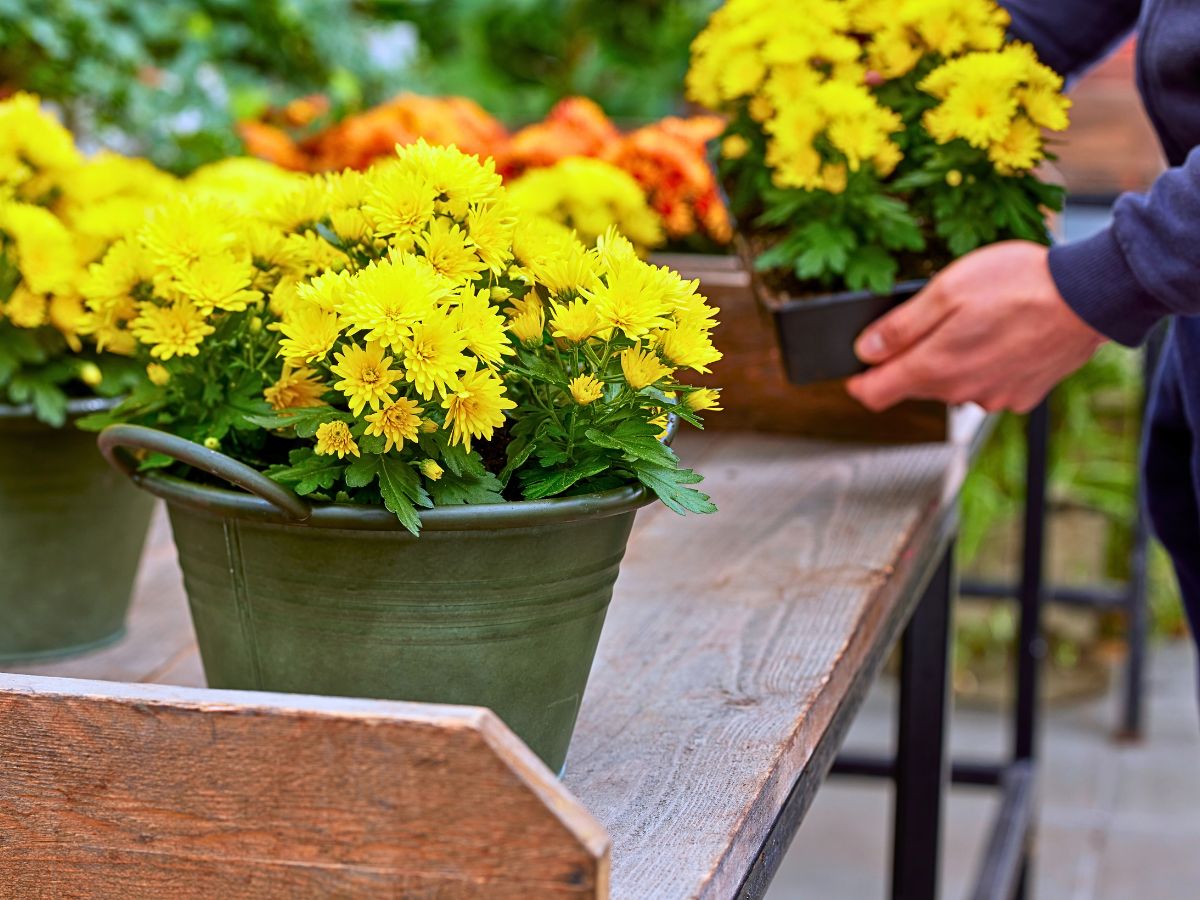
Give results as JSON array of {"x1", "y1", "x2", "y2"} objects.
[{"x1": 845, "y1": 241, "x2": 1107, "y2": 413}]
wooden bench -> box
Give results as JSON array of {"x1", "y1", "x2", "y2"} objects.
[{"x1": 3, "y1": 414, "x2": 988, "y2": 897}]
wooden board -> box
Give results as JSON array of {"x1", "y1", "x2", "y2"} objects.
[
  {"x1": 0, "y1": 675, "x2": 609, "y2": 897},
  {"x1": 6, "y1": 413, "x2": 986, "y2": 897},
  {"x1": 653, "y1": 253, "x2": 948, "y2": 443}
]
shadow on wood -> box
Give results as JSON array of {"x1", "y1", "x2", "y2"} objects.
[{"x1": 0, "y1": 675, "x2": 609, "y2": 897}]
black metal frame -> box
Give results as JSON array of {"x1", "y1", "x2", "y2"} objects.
[{"x1": 832, "y1": 404, "x2": 1050, "y2": 900}]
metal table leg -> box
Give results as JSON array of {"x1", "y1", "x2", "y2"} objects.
[{"x1": 892, "y1": 545, "x2": 955, "y2": 900}]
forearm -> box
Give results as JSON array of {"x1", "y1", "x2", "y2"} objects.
[
  {"x1": 1049, "y1": 145, "x2": 1200, "y2": 346},
  {"x1": 1002, "y1": 0, "x2": 1141, "y2": 77}
]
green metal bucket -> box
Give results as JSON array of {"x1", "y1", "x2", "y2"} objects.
[
  {"x1": 0, "y1": 400, "x2": 154, "y2": 661},
  {"x1": 98, "y1": 424, "x2": 657, "y2": 773}
]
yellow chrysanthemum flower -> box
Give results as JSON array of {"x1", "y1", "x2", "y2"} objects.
[
  {"x1": 684, "y1": 388, "x2": 723, "y2": 412},
  {"x1": 1, "y1": 201, "x2": 79, "y2": 296},
  {"x1": 264, "y1": 364, "x2": 327, "y2": 410},
  {"x1": 361, "y1": 164, "x2": 436, "y2": 244},
  {"x1": 164, "y1": 253, "x2": 262, "y2": 314},
  {"x1": 452, "y1": 287, "x2": 513, "y2": 366},
  {"x1": 394, "y1": 139, "x2": 503, "y2": 219},
  {"x1": 620, "y1": 347, "x2": 673, "y2": 390},
  {"x1": 140, "y1": 198, "x2": 239, "y2": 275},
  {"x1": 277, "y1": 305, "x2": 343, "y2": 363},
  {"x1": 550, "y1": 298, "x2": 601, "y2": 345},
  {"x1": 568, "y1": 374, "x2": 604, "y2": 406},
  {"x1": 401, "y1": 308, "x2": 470, "y2": 400},
  {"x1": 131, "y1": 301, "x2": 215, "y2": 360},
  {"x1": 441, "y1": 360, "x2": 516, "y2": 452},
  {"x1": 417, "y1": 216, "x2": 487, "y2": 284},
  {"x1": 508, "y1": 302, "x2": 545, "y2": 346},
  {"x1": 418, "y1": 459, "x2": 444, "y2": 481},
  {"x1": 584, "y1": 259, "x2": 673, "y2": 340},
  {"x1": 330, "y1": 341, "x2": 403, "y2": 415},
  {"x1": 4, "y1": 285, "x2": 48, "y2": 329},
  {"x1": 314, "y1": 420, "x2": 359, "y2": 458},
  {"x1": 465, "y1": 201, "x2": 516, "y2": 275},
  {"x1": 365, "y1": 397, "x2": 425, "y2": 452},
  {"x1": 656, "y1": 325, "x2": 723, "y2": 374},
  {"x1": 341, "y1": 255, "x2": 452, "y2": 350}
]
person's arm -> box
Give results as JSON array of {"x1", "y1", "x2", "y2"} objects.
[{"x1": 1003, "y1": 0, "x2": 1142, "y2": 78}]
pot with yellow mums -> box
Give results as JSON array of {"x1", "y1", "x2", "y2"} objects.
[
  {"x1": 687, "y1": 0, "x2": 1070, "y2": 385},
  {"x1": 92, "y1": 141, "x2": 722, "y2": 773},
  {"x1": 0, "y1": 95, "x2": 177, "y2": 660}
]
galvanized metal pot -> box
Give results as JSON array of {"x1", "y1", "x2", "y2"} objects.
[
  {"x1": 0, "y1": 400, "x2": 154, "y2": 661},
  {"x1": 99, "y1": 424, "x2": 657, "y2": 773}
]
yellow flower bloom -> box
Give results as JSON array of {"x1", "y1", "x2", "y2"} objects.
[
  {"x1": 365, "y1": 397, "x2": 425, "y2": 452},
  {"x1": 988, "y1": 116, "x2": 1043, "y2": 173},
  {"x1": 550, "y1": 298, "x2": 601, "y2": 344},
  {"x1": 330, "y1": 341, "x2": 402, "y2": 415},
  {"x1": 508, "y1": 302, "x2": 545, "y2": 346},
  {"x1": 165, "y1": 253, "x2": 262, "y2": 314},
  {"x1": 146, "y1": 363, "x2": 171, "y2": 386},
  {"x1": 4, "y1": 285, "x2": 47, "y2": 328},
  {"x1": 139, "y1": 198, "x2": 238, "y2": 275},
  {"x1": 620, "y1": 346, "x2": 673, "y2": 390},
  {"x1": 419, "y1": 459, "x2": 444, "y2": 481},
  {"x1": 568, "y1": 373, "x2": 604, "y2": 406},
  {"x1": 684, "y1": 388, "x2": 723, "y2": 412},
  {"x1": 656, "y1": 325, "x2": 723, "y2": 374},
  {"x1": 264, "y1": 364, "x2": 326, "y2": 410},
  {"x1": 465, "y1": 201, "x2": 516, "y2": 275},
  {"x1": 131, "y1": 302, "x2": 215, "y2": 360},
  {"x1": 441, "y1": 360, "x2": 516, "y2": 452},
  {"x1": 361, "y1": 164, "x2": 436, "y2": 243},
  {"x1": 584, "y1": 258, "x2": 673, "y2": 340},
  {"x1": 1, "y1": 202, "x2": 78, "y2": 296},
  {"x1": 394, "y1": 139, "x2": 503, "y2": 219},
  {"x1": 341, "y1": 255, "x2": 452, "y2": 350},
  {"x1": 314, "y1": 420, "x2": 359, "y2": 458},
  {"x1": 451, "y1": 287, "x2": 513, "y2": 366},
  {"x1": 277, "y1": 305, "x2": 343, "y2": 363},
  {"x1": 401, "y1": 308, "x2": 470, "y2": 400},
  {"x1": 417, "y1": 216, "x2": 487, "y2": 284}
]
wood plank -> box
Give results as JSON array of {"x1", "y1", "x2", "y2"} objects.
[
  {"x1": 562, "y1": 428, "x2": 973, "y2": 898},
  {"x1": 0, "y1": 676, "x2": 609, "y2": 897}
]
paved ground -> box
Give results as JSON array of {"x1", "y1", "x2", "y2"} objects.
[{"x1": 767, "y1": 639, "x2": 1200, "y2": 899}]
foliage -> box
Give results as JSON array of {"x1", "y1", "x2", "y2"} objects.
[
  {"x1": 82, "y1": 142, "x2": 723, "y2": 533},
  {"x1": 385, "y1": 0, "x2": 720, "y2": 123},
  {"x1": 0, "y1": 0, "x2": 407, "y2": 175},
  {"x1": 0, "y1": 94, "x2": 170, "y2": 424},
  {"x1": 688, "y1": 0, "x2": 1069, "y2": 294}
]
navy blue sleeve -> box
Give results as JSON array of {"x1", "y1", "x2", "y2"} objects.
[
  {"x1": 1049, "y1": 146, "x2": 1200, "y2": 346},
  {"x1": 1003, "y1": 0, "x2": 1142, "y2": 77}
]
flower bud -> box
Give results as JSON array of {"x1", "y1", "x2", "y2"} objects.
[{"x1": 78, "y1": 362, "x2": 103, "y2": 387}]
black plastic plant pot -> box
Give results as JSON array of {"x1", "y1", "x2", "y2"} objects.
[{"x1": 763, "y1": 279, "x2": 928, "y2": 386}]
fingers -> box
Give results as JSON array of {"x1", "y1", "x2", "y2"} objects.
[
  {"x1": 846, "y1": 349, "x2": 938, "y2": 411},
  {"x1": 854, "y1": 278, "x2": 952, "y2": 365}
]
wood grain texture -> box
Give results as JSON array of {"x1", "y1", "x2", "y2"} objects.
[
  {"x1": 8, "y1": 418, "x2": 983, "y2": 898},
  {"x1": 561, "y1": 428, "x2": 975, "y2": 898},
  {"x1": 0, "y1": 676, "x2": 609, "y2": 897},
  {"x1": 651, "y1": 253, "x2": 947, "y2": 443}
]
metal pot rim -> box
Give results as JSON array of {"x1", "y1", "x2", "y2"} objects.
[
  {"x1": 133, "y1": 466, "x2": 656, "y2": 532},
  {"x1": 0, "y1": 396, "x2": 119, "y2": 421}
]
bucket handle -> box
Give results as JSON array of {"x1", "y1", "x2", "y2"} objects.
[{"x1": 98, "y1": 424, "x2": 312, "y2": 522}]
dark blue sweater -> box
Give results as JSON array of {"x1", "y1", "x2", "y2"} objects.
[{"x1": 1005, "y1": 0, "x2": 1200, "y2": 346}]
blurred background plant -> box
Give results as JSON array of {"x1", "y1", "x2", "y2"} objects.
[
  {"x1": 0, "y1": 0, "x2": 413, "y2": 174},
  {"x1": 385, "y1": 0, "x2": 720, "y2": 123}
]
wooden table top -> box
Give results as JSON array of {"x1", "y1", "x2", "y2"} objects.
[{"x1": 14, "y1": 410, "x2": 985, "y2": 899}]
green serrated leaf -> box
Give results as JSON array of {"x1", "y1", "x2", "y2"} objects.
[
  {"x1": 584, "y1": 420, "x2": 677, "y2": 468},
  {"x1": 266, "y1": 450, "x2": 345, "y2": 496},
  {"x1": 377, "y1": 455, "x2": 428, "y2": 535},
  {"x1": 427, "y1": 470, "x2": 505, "y2": 505},
  {"x1": 521, "y1": 457, "x2": 611, "y2": 500},
  {"x1": 344, "y1": 453, "x2": 381, "y2": 488},
  {"x1": 632, "y1": 460, "x2": 717, "y2": 515}
]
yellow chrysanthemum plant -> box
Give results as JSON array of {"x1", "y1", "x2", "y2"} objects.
[
  {"x1": 0, "y1": 94, "x2": 177, "y2": 425},
  {"x1": 687, "y1": 0, "x2": 1070, "y2": 294},
  {"x1": 84, "y1": 141, "x2": 721, "y2": 534}
]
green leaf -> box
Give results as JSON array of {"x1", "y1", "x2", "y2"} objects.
[
  {"x1": 246, "y1": 405, "x2": 344, "y2": 437},
  {"x1": 521, "y1": 457, "x2": 611, "y2": 500},
  {"x1": 266, "y1": 450, "x2": 345, "y2": 496},
  {"x1": 632, "y1": 461, "x2": 718, "y2": 515},
  {"x1": 377, "y1": 455, "x2": 430, "y2": 535},
  {"x1": 584, "y1": 419, "x2": 677, "y2": 468},
  {"x1": 427, "y1": 470, "x2": 505, "y2": 505},
  {"x1": 844, "y1": 245, "x2": 899, "y2": 294},
  {"x1": 344, "y1": 453, "x2": 381, "y2": 488},
  {"x1": 792, "y1": 221, "x2": 857, "y2": 279}
]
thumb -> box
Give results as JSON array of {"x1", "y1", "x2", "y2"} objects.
[{"x1": 855, "y1": 280, "x2": 950, "y2": 365}]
